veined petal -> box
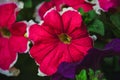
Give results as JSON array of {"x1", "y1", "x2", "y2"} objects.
[
  {"x1": 30, "y1": 41, "x2": 59, "y2": 75},
  {"x1": 62, "y1": 9, "x2": 82, "y2": 33},
  {"x1": 43, "y1": 8, "x2": 63, "y2": 34},
  {"x1": 28, "y1": 24, "x2": 57, "y2": 43},
  {"x1": 61, "y1": 9, "x2": 88, "y2": 39},
  {"x1": 10, "y1": 21, "x2": 27, "y2": 36},
  {"x1": 30, "y1": 40, "x2": 58, "y2": 61},
  {"x1": 0, "y1": 37, "x2": 17, "y2": 70},
  {"x1": 71, "y1": 37, "x2": 93, "y2": 56},
  {"x1": 72, "y1": 37, "x2": 93, "y2": 47},
  {"x1": 38, "y1": 43, "x2": 72, "y2": 75},
  {"x1": 0, "y1": 3, "x2": 17, "y2": 28},
  {"x1": 9, "y1": 36, "x2": 28, "y2": 53}
]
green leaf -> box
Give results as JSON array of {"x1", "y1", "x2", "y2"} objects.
[
  {"x1": 88, "y1": 69, "x2": 94, "y2": 80},
  {"x1": 78, "y1": 8, "x2": 85, "y2": 15},
  {"x1": 110, "y1": 13, "x2": 120, "y2": 27},
  {"x1": 83, "y1": 10, "x2": 97, "y2": 24},
  {"x1": 87, "y1": 10, "x2": 97, "y2": 21},
  {"x1": 24, "y1": 0, "x2": 32, "y2": 8},
  {"x1": 76, "y1": 69, "x2": 87, "y2": 80},
  {"x1": 88, "y1": 19, "x2": 104, "y2": 36},
  {"x1": 110, "y1": 13, "x2": 120, "y2": 37}
]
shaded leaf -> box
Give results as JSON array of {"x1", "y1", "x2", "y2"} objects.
[
  {"x1": 88, "y1": 19, "x2": 104, "y2": 36},
  {"x1": 110, "y1": 13, "x2": 120, "y2": 37},
  {"x1": 24, "y1": 0, "x2": 32, "y2": 8}
]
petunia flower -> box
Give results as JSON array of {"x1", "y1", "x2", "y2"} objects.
[
  {"x1": 0, "y1": 2, "x2": 29, "y2": 76},
  {"x1": 36, "y1": 0, "x2": 93, "y2": 20},
  {"x1": 51, "y1": 39, "x2": 120, "y2": 80},
  {"x1": 28, "y1": 7, "x2": 93, "y2": 76},
  {"x1": 85, "y1": 0, "x2": 120, "y2": 14}
]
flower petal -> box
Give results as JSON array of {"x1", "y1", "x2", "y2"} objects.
[
  {"x1": 39, "y1": 43, "x2": 73, "y2": 76},
  {"x1": 0, "y1": 3, "x2": 17, "y2": 28},
  {"x1": 63, "y1": 0, "x2": 93, "y2": 12},
  {"x1": 98, "y1": 0, "x2": 115, "y2": 11},
  {"x1": 9, "y1": 36, "x2": 28, "y2": 53},
  {"x1": 72, "y1": 2, "x2": 93, "y2": 12},
  {"x1": 30, "y1": 41, "x2": 59, "y2": 75},
  {"x1": 28, "y1": 24, "x2": 58, "y2": 43},
  {"x1": 73, "y1": 37, "x2": 93, "y2": 47},
  {"x1": 64, "y1": 37, "x2": 93, "y2": 62},
  {"x1": 0, "y1": 37, "x2": 17, "y2": 70},
  {"x1": 62, "y1": 9, "x2": 88, "y2": 39},
  {"x1": 37, "y1": 1, "x2": 54, "y2": 20},
  {"x1": 10, "y1": 21, "x2": 27, "y2": 36},
  {"x1": 105, "y1": 39, "x2": 120, "y2": 53},
  {"x1": 30, "y1": 41, "x2": 76, "y2": 75},
  {"x1": 43, "y1": 8, "x2": 63, "y2": 34},
  {"x1": 51, "y1": 62, "x2": 77, "y2": 80}
]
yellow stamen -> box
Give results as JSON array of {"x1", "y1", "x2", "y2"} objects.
[
  {"x1": 24, "y1": 33, "x2": 28, "y2": 38},
  {"x1": 58, "y1": 33, "x2": 71, "y2": 44}
]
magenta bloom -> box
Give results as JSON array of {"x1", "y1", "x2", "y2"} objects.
[
  {"x1": 37, "y1": 0, "x2": 93, "y2": 19},
  {"x1": 98, "y1": 0, "x2": 120, "y2": 11},
  {"x1": 85, "y1": 0, "x2": 120, "y2": 13},
  {"x1": 28, "y1": 8, "x2": 93, "y2": 76},
  {"x1": 0, "y1": 3, "x2": 17, "y2": 29},
  {"x1": 0, "y1": 2, "x2": 28, "y2": 76}
]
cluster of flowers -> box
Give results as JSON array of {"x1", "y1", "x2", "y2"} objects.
[{"x1": 0, "y1": 0, "x2": 120, "y2": 80}]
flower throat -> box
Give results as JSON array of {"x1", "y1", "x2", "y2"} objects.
[
  {"x1": 0, "y1": 28, "x2": 11, "y2": 38},
  {"x1": 58, "y1": 33, "x2": 71, "y2": 44}
]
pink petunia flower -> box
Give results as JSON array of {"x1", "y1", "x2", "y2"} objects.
[
  {"x1": 85, "y1": 0, "x2": 120, "y2": 14},
  {"x1": 36, "y1": 0, "x2": 93, "y2": 20},
  {"x1": 28, "y1": 7, "x2": 93, "y2": 76},
  {"x1": 0, "y1": 2, "x2": 28, "y2": 76}
]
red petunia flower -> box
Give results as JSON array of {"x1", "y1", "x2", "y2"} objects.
[
  {"x1": 0, "y1": 2, "x2": 28, "y2": 76},
  {"x1": 28, "y1": 7, "x2": 93, "y2": 76},
  {"x1": 36, "y1": 0, "x2": 93, "y2": 20}
]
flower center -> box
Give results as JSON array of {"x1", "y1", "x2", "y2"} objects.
[
  {"x1": 58, "y1": 33, "x2": 71, "y2": 44},
  {"x1": 0, "y1": 28, "x2": 11, "y2": 38}
]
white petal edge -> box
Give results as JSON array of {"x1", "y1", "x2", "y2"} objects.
[
  {"x1": 43, "y1": 7, "x2": 56, "y2": 18},
  {"x1": 0, "y1": 54, "x2": 18, "y2": 76},
  {"x1": 85, "y1": 0, "x2": 97, "y2": 4},
  {"x1": 0, "y1": 68, "x2": 13, "y2": 76},
  {"x1": 0, "y1": 1, "x2": 24, "y2": 11},
  {"x1": 85, "y1": 0, "x2": 104, "y2": 14},
  {"x1": 26, "y1": 20, "x2": 36, "y2": 38},
  {"x1": 37, "y1": 67, "x2": 47, "y2": 76},
  {"x1": 16, "y1": 20, "x2": 32, "y2": 53},
  {"x1": 10, "y1": 54, "x2": 18, "y2": 68},
  {"x1": 35, "y1": 2, "x2": 45, "y2": 22},
  {"x1": 27, "y1": 53, "x2": 47, "y2": 76},
  {"x1": 24, "y1": 41, "x2": 31, "y2": 53},
  {"x1": 90, "y1": 35, "x2": 97, "y2": 41},
  {"x1": 17, "y1": 1, "x2": 24, "y2": 10},
  {"x1": 59, "y1": 7, "x2": 80, "y2": 15}
]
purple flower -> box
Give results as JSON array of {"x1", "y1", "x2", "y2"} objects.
[{"x1": 51, "y1": 39, "x2": 120, "y2": 80}]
